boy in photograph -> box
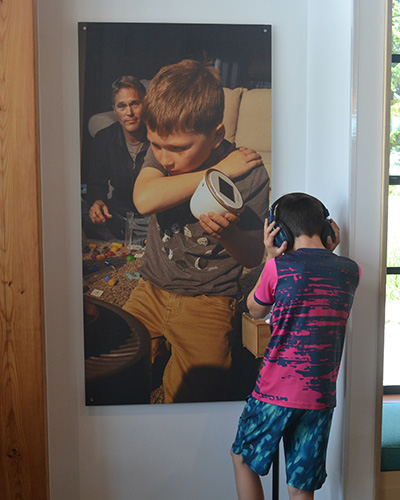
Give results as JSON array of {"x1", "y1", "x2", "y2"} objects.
[
  {"x1": 231, "y1": 192, "x2": 360, "y2": 500},
  {"x1": 122, "y1": 59, "x2": 270, "y2": 403}
]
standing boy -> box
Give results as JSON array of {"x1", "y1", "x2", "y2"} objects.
[
  {"x1": 122, "y1": 59, "x2": 270, "y2": 403},
  {"x1": 231, "y1": 192, "x2": 360, "y2": 500}
]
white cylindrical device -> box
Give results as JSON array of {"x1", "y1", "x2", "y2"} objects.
[{"x1": 190, "y1": 168, "x2": 244, "y2": 220}]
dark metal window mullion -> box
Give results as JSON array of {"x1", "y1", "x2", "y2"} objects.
[
  {"x1": 387, "y1": 268, "x2": 400, "y2": 274},
  {"x1": 389, "y1": 175, "x2": 400, "y2": 184}
]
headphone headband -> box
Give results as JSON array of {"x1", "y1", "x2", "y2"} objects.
[
  {"x1": 268, "y1": 192, "x2": 334, "y2": 249},
  {"x1": 269, "y1": 193, "x2": 330, "y2": 220}
]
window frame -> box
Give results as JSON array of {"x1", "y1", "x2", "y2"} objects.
[{"x1": 384, "y1": 51, "x2": 400, "y2": 394}]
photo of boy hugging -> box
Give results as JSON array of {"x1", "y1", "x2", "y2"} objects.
[
  {"x1": 231, "y1": 192, "x2": 361, "y2": 500},
  {"x1": 122, "y1": 59, "x2": 270, "y2": 404}
]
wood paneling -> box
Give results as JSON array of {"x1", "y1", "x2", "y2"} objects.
[
  {"x1": 381, "y1": 471, "x2": 400, "y2": 500},
  {"x1": 0, "y1": 0, "x2": 49, "y2": 499}
]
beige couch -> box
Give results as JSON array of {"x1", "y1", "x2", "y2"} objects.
[
  {"x1": 222, "y1": 87, "x2": 271, "y2": 179},
  {"x1": 88, "y1": 87, "x2": 271, "y2": 179}
]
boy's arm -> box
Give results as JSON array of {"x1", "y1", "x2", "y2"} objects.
[
  {"x1": 247, "y1": 273, "x2": 272, "y2": 319},
  {"x1": 133, "y1": 167, "x2": 204, "y2": 215},
  {"x1": 325, "y1": 219, "x2": 341, "y2": 251},
  {"x1": 199, "y1": 213, "x2": 287, "y2": 270},
  {"x1": 246, "y1": 221, "x2": 287, "y2": 318},
  {"x1": 199, "y1": 211, "x2": 265, "y2": 268},
  {"x1": 133, "y1": 147, "x2": 263, "y2": 215},
  {"x1": 246, "y1": 220, "x2": 341, "y2": 312}
]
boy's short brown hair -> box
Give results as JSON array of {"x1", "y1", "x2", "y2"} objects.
[
  {"x1": 276, "y1": 193, "x2": 326, "y2": 239},
  {"x1": 142, "y1": 59, "x2": 224, "y2": 136}
]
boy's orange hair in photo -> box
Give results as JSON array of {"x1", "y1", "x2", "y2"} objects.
[{"x1": 142, "y1": 59, "x2": 225, "y2": 136}]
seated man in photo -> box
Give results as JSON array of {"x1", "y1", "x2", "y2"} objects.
[{"x1": 82, "y1": 75, "x2": 150, "y2": 244}]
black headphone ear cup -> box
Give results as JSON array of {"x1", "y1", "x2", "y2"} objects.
[
  {"x1": 321, "y1": 220, "x2": 336, "y2": 247},
  {"x1": 275, "y1": 220, "x2": 294, "y2": 250}
]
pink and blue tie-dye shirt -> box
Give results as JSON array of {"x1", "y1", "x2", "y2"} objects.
[{"x1": 252, "y1": 248, "x2": 360, "y2": 410}]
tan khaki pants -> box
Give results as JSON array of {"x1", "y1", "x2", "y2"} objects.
[{"x1": 123, "y1": 279, "x2": 236, "y2": 403}]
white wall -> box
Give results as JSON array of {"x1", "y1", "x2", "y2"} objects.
[
  {"x1": 344, "y1": 1, "x2": 388, "y2": 498},
  {"x1": 38, "y1": 1, "x2": 387, "y2": 499}
]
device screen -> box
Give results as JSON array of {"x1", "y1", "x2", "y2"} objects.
[{"x1": 219, "y1": 177, "x2": 235, "y2": 203}]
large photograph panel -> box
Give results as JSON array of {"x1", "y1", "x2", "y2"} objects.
[{"x1": 79, "y1": 23, "x2": 272, "y2": 405}]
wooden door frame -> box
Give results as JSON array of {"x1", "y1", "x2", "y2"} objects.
[{"x1": 0, "y1": 0, "x2": 49, "y2": 498}]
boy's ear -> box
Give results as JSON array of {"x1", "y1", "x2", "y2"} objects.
[{"x1": 211, "y1": 123, "x2": 225, "y2": 149}]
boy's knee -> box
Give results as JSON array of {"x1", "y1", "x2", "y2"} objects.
[
  {"x1": 287, "y1": 485, "x2": 314, "y2": 500},
  {"x1": 230, "y1": 449, "x2": 244, "y2": 465}
]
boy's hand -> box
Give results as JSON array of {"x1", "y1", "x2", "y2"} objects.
[
  {"x1": 214, "y1": 147, "x2": 263, "y2": 180},
  {"x1": 264, "y1": 219, "x2": 287, "y2": 259},
  {"x1": 199, "y1": 211, "x2": 238, "y2": 239},
  {"x1": 89, "y1": 200, "x2": 112, "y2": 224},
  {"x1": 199, "y1": 212, "x2": 265, "y2": 268},
  {"x1": 325, "y1": 219, "x2": 340, "y2": 251}
]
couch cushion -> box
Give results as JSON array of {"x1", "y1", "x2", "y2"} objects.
[
  {"x1": 235, "y1": 88, "x2": 271, "y2": 154},
  {"x1": 382, "y1": 402, "x2": 400, "y2": 471},
  {"x1": 88, "y1": 111, "x2": 116, "y2": 138},
  {"x1": 223, "y1": 87, "x2": 243, "y2": 143}
]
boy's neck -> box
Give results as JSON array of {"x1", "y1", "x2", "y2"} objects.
[
  {"x1": 200, "y1": 140, "x2": 227, "y2": 171},
  {"x1": 293, "y1": 234, "x2": 325, "y2": 251}
]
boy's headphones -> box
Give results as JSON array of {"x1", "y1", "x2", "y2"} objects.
[{"x1": 268, "y1": 193, "x2": 336, "y2": 250}]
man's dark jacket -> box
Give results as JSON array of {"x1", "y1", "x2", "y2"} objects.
[{"x1": 86, "y1": 121, "x2": 149, "y2": 217}]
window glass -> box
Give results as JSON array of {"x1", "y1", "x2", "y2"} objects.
[
  {"x1": 384, "y1": 186, "x2": 400, "y2": 386},
  {"x1": 384, "y1": 2, "x2": 400, "y2": 389},
  {"x1": 390, "y1": 63, "x2": 400, "y2": 176}
]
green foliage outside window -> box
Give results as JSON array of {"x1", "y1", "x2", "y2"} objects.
[
  {"x1": 391, "y1": 0, "x2": 400, "y2": 153},
  {"x1": 393, "y1": 0, "x2": 400, "y2": 53}
]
